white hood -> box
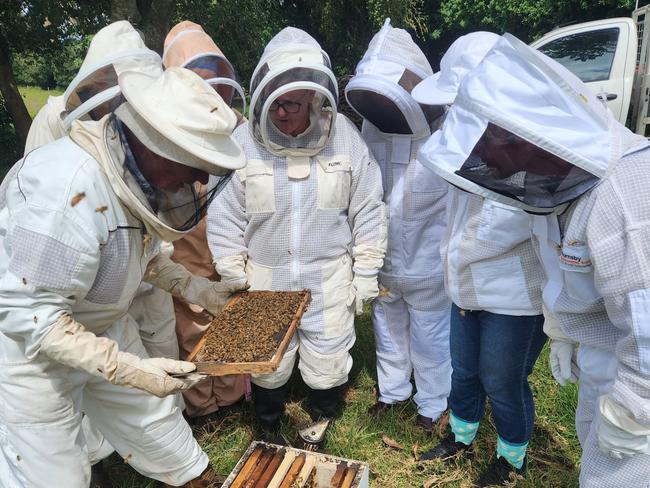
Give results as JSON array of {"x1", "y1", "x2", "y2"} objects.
[
  {"x1": 345, "y1": 18, "x2": 439, "y2": 139},
  {"x1": 248, "y1": 27, "x2": 338, "y2": 157},
  {"x1": 418, "y1": 33, "x2": 648, "y2": 214},
  {"x1": 62, "y1": 20, "x2": 162, "y2": 130}
]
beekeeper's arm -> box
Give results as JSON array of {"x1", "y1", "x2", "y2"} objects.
[
  {"x1": 0, "y1": 199, "x2": 200, "y2": 398},
  {"x1": 143, "y1": 242, "x2": 246, "y2": 316},
  {"x1": 545, "y1": 308, "x2": 579, "y2": 387},
  {"x1": 206, "y1": 166, "x2": 249, "y2": 286},
  {"x1": 531, "y1": 214, "x2": 579, "y2": 387},
  {"x1": 345, "y1": 121, "x2": 387, "y2": 314},
  {"x1": 586, "y1": 176, "x2": 650, "y2": 458}
]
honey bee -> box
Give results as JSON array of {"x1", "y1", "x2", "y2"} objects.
[{"x1": 70, "y1": 192, "x2": 86, "y2": 207}]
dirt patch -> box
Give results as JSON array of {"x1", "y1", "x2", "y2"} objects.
[{"x1": 197, "y1": 290, "x2": 308, "y2": 363}]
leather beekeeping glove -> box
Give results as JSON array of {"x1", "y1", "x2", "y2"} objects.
[
  {"x1": 346, "y1": 272, "x2": 379, "y2": 315},
  {"x1": 144, "y1": 252, "x2": 248, "y2": 316},
  {"x1": 549, "y1": 339, "x2": 579, "y2": 386},
  {"x1": 598, "y1": 395, "x2": 650, "y2": 459},
  {"x1": 214, "y1": 254, "x2": 249, "y2": 290},
  {"x1": 40, "y1": 314, "x2": 205, "y2": 397}
]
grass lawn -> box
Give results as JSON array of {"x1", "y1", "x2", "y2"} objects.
[
  {"x1": 104, "y1": 309, "x2": 580, "y2": 488},
  {"x1": 19, "y1": 85, "x2": 63, "y2": 117}
]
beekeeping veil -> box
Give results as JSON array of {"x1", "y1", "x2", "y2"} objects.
[
  {"x1": 163, "y1": 21, "x2": 246, "y2": 116},
  {"x1": 249, "y1": 27, "x2": 338, "y2": 157},
  {"x1": 62, "y1": 21, "x2": 162, "y2": 131},
  {"x1": 70, "y1": 68, "x2": 245, "y2": 241},
  {"x1": 345, "y1": 18, "x2": 443, "y2": 138},
  {"x1": 418, "y1": 33, "x2": 649, "y2": 214}
]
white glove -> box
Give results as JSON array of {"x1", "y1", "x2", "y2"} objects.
[
  {"x1": 144, "y1": 252, "x2": 247, "y2": 315},
  {"x1": 41, "y1": 314, "x2": 206, "y2": 398},
  {"x1": 549, "y1": 340, "x2": 579, "y2": 386},
  {"x1": 346, "y1": 273, "x2": 379, "y2": 315},
  {"x1": 184, "y1": 275, "x2": 249, "y2": 316},
  {"x1": 598, "y1": 395, "x2": 650, "y2": 459}
]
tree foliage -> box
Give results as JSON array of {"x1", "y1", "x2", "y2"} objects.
[
  {"x1": 174, "y1": 0, "x2": 285, "y2": 88},
  {"x1": 0, "y1": 0, "x2": 108, "y2": 156}
]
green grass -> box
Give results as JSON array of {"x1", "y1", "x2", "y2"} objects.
[
  {"x1": 19, "y1": 85, "x2": 63, "y2": 117},
  {"x1": 103, "y1": 310, "x2": 580, "y2": 487}
]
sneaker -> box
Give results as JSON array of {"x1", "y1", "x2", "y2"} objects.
[
  {"x1": 415, "y1": 414, "x2": 434, "y2": 434},
  {"x1": 473, "y1": 456, "x2": 526, "y2": 487},
  {"x1": 419, "y1": 432, "x2": 471, "y2": 462}
]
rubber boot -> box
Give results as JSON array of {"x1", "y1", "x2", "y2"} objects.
[
  {"x1": 299, "y1": 385, "x2": 346, "y2": 449},
  {"x1": 308, "y1": 384, "x2": 346, "y2": 420},
  {"x1": 252, "y1": 382, "x2": 287, "y2": 444}
]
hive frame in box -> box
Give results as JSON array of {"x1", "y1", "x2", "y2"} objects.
[
  {"x1": 187, "y1": 290, "x2": 311, "y2": 376},
  {"x1": 222, "y1": 441, "x2": 370, "y2": 488}
]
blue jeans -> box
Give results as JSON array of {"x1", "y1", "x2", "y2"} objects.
[{"x1": 449, "y1": 303, "x2": 546, "y2": 444}]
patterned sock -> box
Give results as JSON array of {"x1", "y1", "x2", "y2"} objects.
[
  {"x1": 496, "y1": 436, "x2": 528, "y2": 469},
  {"x1": 449, "y1": 411, "x2": 480, "y2": 445}
]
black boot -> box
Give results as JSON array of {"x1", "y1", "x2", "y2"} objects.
[
  {"x1": 473, "y1": 456, "x2": 526, "y2": 487},
  {"x1": 419, "y1": 432, "x2": 471, "y2": 461},
  {"x1": 252, "y1": 383, "x2": 287, "y2": 444},
  {"x1": 308, "y1": 384, "x2": 346, "y2": 420},
  {"x1": 299, "y1": 385, "x2": 346, "y2": 449},
  {"x1": 89, "y1": 461, "x2": 111, "y2": 488}
]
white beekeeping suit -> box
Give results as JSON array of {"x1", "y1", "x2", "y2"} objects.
[
  {"x1": 0, "y1": 67, "x2": 245, "y2": 487},
  {"x1": 23, "y1": 21, "x2": 179, "y2": 363},
  {"x1": 414, "y1": 31, "x2": 545, "y2": 320},
  {"x1": 207, "y1": 27, "x2": 386, "y2": 443},
  {"x1": 419, "y1": 32, "x2": 650, "y2": 487},
  {"x1": 24, "y1": 94, "x2": 66, "y2": 154},
  {"x1": 344, "y1": 19, "x2": 451, "y2": 425},
  {"x1": 18, "y1": 20, "x2": 173, "y2": 468}
]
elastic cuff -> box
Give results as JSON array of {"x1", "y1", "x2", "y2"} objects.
[
  {"x1": 496, "y1": 436, "x2": 528, "y2": 469},
  {"x1": 450, "y1": 411, "x2": 479, "y2": 446},
  {"x1": 352, "y1": 266, "x2": 378, "y2": 276}
]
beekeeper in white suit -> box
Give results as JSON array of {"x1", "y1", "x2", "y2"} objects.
[
  {"x1": 25, "y1": 20, "x2": 181, "y2": 365},
  {"x1": 0, "y1": 67, "x2": 246, "y2": 487},
  {"x1": 411, "y1": 33, "x2": 547, "y2": 487},
  {"x1": 344, "y1": 19, "x2": 451, "y2": 433},
  {"x1": 207, "y1": 27, "x2": 386, "y2": 446},
  {"x1": 20, "y1": 20, "x2": 178, "y2": 473},
  {"x1": 418, "y1": 33, "x2": 650, "y2": 488}
]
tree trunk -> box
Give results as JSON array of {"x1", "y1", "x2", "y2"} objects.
[
  {"x1": 0, "y1": 34, "x2": 31, "y2": 154},
  {"x1": 111, "y1": 0, "x2": 175, "y2": 55}
]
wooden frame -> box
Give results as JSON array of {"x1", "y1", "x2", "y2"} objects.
[
  {"x1": 186, "y1": 290, "x2": 311, "y2": 376},
  {"x1": 222, "y1": 441, "x2": 370, "y2": 488}
]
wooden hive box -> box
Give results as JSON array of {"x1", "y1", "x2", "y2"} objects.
[
  {"x1": 222, "y1": 441, "x2": 370, "y2": 488},
  {"x1": 187, "y1": 290, "x2": 311, "y2": 376}
]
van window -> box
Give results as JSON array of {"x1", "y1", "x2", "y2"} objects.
[{"x1": 538, "y1": 28, "x2": 619, "y2": 82}]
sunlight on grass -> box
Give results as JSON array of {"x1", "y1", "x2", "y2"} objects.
[{"x1": 19, "y1": 85, "x2": 63, "y2": 117}]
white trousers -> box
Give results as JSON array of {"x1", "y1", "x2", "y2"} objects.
[
  {"x1": 371, "y1": 283, "x2": 451, "y2": 420},
  {"x1": 576, "y1": 345, "x2": 650, "y2": 487},
  {"x1": 251, "y1": 328, "x2": 355, "y2": 390},
  {"x1": 83, "y1": 285, "x2": 181, "y2": 468},
  {"x1": 575, "y1": 345, "x2": 617, "y2": 446},
  {"x1": 0, "y1": 315, "x2": 206, "y2": 488}
]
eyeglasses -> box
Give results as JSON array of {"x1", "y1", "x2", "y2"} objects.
[{"x1": 269, "y1": 100, "x2": 302, "y2": 113}]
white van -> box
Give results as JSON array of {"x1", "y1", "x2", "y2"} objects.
[{"x1": 531, "y1": 5, "x2": 650, "y2": 135}]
